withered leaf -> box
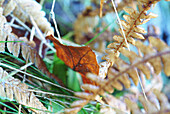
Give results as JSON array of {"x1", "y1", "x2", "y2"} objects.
[{"x1": 46, "y1": 35, "x2": 99, "y2": 84}]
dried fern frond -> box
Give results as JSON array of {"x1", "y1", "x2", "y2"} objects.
[
  {"x1": 103, "y1": 0, "x2": 160, "y2": 65},
  {"x1": 120, "y1": 36, "x2": 170, "y2": 77},
  {"x1": 1, "y1": 0, "x2": 53, "y2": 34},
  {"x1": 0, "y1": 67, "x2": 47, "y2": 113},
  {"x1": 0, "y1": 8, "x2": 63, "y2": 84},
  {"x1": 125, "y1": 89, "x2": 170, "y2": 114},
  {"x1": 65, "y1": 39, "x2": 170, "y2": 113},
  {"x1": 148, "y1": 37, "x2": 170, "y2": 76},
  {"x1": 107, "y1": 37, "x2": 170, "y2": 89},
  {"x1": 87, "y1": 0, "x2": 136, "y2": 17},
  {"x1": 74, "y1": 10, "x2": 99, "y2": 44}
]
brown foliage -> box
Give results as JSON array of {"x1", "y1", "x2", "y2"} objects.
[
  {"x1": 46, "y1": 34, "x2": 99, "y2": 84},
  {"x1": 1, "y1": 0, "x2": 170, "y2": 113}
]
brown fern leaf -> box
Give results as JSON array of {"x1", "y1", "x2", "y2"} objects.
[
  {"x1": 120, "y1": 36, "x2": 170, "y2": 77},
  {"x1": 148, "y1": 37, "x2": 170, "y2": 76},
  {"x1": 0, "y1": 67, "x2": 48, "y2": 113},
  {"x1": 102, "y1": 0, "x2": 160, "y2": 65},
  {"x1": 125, "y1": 89, "x2": 170, "y2": 114},
  {"x1": 1, "y1": 0, "x2": 53, "y2": 34}
]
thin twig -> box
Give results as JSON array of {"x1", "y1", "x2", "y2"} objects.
[
  {"x1": 9, "y1": 62, "x2": 33, "y2": 77},
  {"x1": 136, "y1": 71, "x2": 148, "y2": 102},
  {"x1": 8, "y1": 23, "x2": 25, "y2": 30},
  {"x1": 36, "y1": 95, "x2": 69, "y2": 108},
  {"x1": 111, "y1": 0, "x2": 130, "y2": 51},
  {"x1": 50, "y1": 0, "x2": 62, "y2": 43},
  {"x1": 10, "y1": 14, "x2": 31, "y2": 31},
  {"x1": 29, "y1": 16, "x2": 56, "y2": 57},
  {"x1": 27, "y1": 89, "x2": 80, "y2": 99},
  {"x1": 10, "y1": 14, "x2": 56, "y2": 52},
  {"x1": 17, "y1": 74, "x2": 38, "y2": 87},
  {"x1": 30, "y1": 27, "x2": 35, "y2": 41}
]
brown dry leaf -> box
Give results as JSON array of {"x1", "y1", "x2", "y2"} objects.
[{"x1": 46, "y1": 34, "x2": 99, "y2": 84}]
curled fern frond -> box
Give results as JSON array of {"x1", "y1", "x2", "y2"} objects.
[{"x1": 0, "y1": 67, "x2": 47, "y2": 113}]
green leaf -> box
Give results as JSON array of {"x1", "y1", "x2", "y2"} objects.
[
  {"x1": 67, "y1": 68, "x2": 81, "y2": 91},
  {"x1": 51, "y1": 101, "x2": 65, "y2": 113},
  {"x1": 78, "y1": 108, "x2": 89, "y2": 114},
  {"x1": 52, "y1": 54, "x2": 68, "y2": 85},
  {"x1": 84, "y1": 23, "x2": 111, "y2": 46},
  {"x1": 62, "y1": 31, "x2": 74, "y2": 40}
]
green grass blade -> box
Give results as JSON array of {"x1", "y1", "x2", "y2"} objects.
[
  {"x1": 0, "y1": 101, "x2": 18, "y2": 112},
  {"x1": 0, "y1": 41, "x2": 24, "y2": 43},
  {"x1": 84, "y1": 23, "x2": 113, "y2": 46}
]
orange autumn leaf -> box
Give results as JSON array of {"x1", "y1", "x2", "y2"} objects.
[{"x1": 46, "y1": 34, "x2": 99, "y2": 84}]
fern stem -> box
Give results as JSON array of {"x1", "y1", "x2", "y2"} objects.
[{"x1": 111, "y1": 0, "x2": 130, "y2": 51}]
